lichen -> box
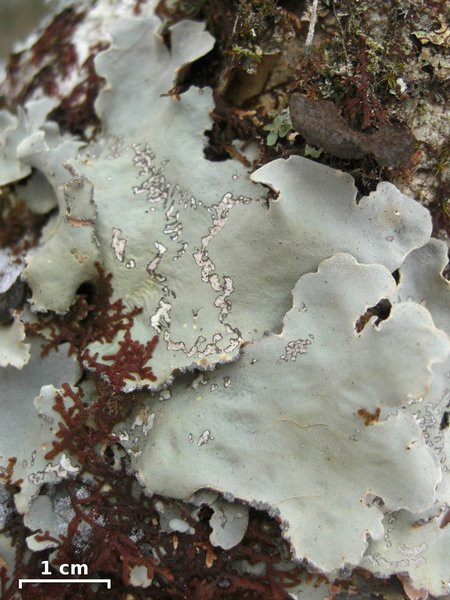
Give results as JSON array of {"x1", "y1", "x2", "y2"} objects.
[
  {"x1": 0, "y1": 2, "x2": 449, "y2": 598},
  {"x1": 122, "y1": 253, "x2": 449, "y2": 575},
  {"x1": 362, "y1": 239, "x2": 450, "y2": 597},
  {"x1": 10, "y1": 14, "x2": 430, "y2": 393},
  {"x1": 0, "y1": 338, "x2": 80, "y2": 514}
]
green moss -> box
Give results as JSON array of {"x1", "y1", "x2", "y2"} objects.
[
  {"x1": 227, "y1": 0, "x2": 287, "y2": 74},
  {"x1": 262, "y1": 108, "x2": 292, "y2": 146}
]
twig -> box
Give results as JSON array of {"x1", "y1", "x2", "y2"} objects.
[{"x1": 305, "y1": 0, "x2": 319, "y2": 49}]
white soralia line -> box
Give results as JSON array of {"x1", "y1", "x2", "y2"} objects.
[{"x1": 19, "y1": 579, "x2": 111, "y2": 589}]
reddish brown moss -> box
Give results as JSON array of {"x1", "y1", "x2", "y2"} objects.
[
  {"x1": 0, "y1": 458, "x2": 26, "y2": 598},
  {"x1": 49, "y1": 45, "x2": 108, "y2": 139},
  {"x1": 0, "y1": 7, "x2": 106, "y2": 141},
  {"x1": 0, "y1": 8, "x2": 85, "y2": 108},
  {"x1": 7, "y1": 366, "x2": 309, "y2": 600},
  {"x1": 30, "y1": 9, "x2": 81, "y2": 75},
  {"x1": 82, "y1": 332, "x2": 158, "y2": 392},
  {"x1": 28, "y1": 263, "x2": 144, "y2": 358}
]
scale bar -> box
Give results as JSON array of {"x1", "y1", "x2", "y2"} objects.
[{"x1": 19, "y1": 579, "x2": 111, "y2": 589}]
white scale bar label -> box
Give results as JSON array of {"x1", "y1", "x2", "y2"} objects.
[{"x1": 19, "y1": 579, "x2": 111, "y2": 589}]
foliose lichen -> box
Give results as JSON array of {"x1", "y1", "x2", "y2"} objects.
[{"x1": 0, "y1": 1, "x2": 449, "y2": 598}]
